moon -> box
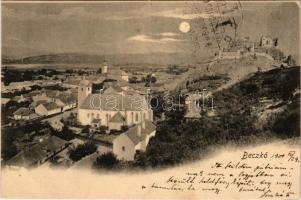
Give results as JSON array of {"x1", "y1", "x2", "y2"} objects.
[{"x1": 179, "y1": 22, "x2": 190, "y2": 33}]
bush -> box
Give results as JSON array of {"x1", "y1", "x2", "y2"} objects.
[
  {"x1": 53, "y1": 126, "x2": 75, "y2": 141},
  {"x1": 93, "y1": 152, "x2": 119, "y2": 169},
  {"x1": 69, "y1": 142, "x2": 97, "y2": 162}
]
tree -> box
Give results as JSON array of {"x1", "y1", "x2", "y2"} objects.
[
  {"x1": 93, "y1": 152, "x2": 119, "y2": 169},
  {"x1": 69, "y1": 142, "x2": 97, "y2": 161},
  {"x1": 55, "y1": 125, "x2": 75, "y2": 141}
]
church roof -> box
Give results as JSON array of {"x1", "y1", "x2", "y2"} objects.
[
  {"x1": 103, "y1": 85, "x2": 124, "y2": 94},
  {"x1": 79, "y1": 94, "x2": 148, "y2": 111}
]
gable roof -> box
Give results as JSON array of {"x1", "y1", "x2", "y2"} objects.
[
  {"x1": 57, "y1": 94, "x2": 77, "y2": 104},
  {"x1": 45, "y1": 90, "x2": 60, "y2": 98},
  {"x1": 6, "y1": 135, "x2": 67, "y2": 168},
  {"x1": 79, "y1": 94, "x2": 148, "y2": 111},
  {"x1": 13, "y1": 107, "x2": 33, "y2": 116},
  {"x1": 123, "y1": 120, "x2": 156, "y2": 145},
  {"x1": 109, "y1": 112, "x2": 125, "y2": 123},
  {"x1": 41, "y1": 102, "x2": 61, "y2": 111},
  {"x1": 104, "y1": 85, "x2": 124, "y2": 94}
]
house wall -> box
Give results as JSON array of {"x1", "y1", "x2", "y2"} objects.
[
  {"x1": 63, "y1": 103, "x2": 76, "y2": 111},
  {"x1": 135, "y1": 130, "x2": 156, "y2": 152},
  {"x1": 113, "y1": 134, "x2": 136, "y2": 161},
  {"x1": 121, "y1": 75, "x2": 129, "y2": 82},
  {"x1": 78, "y1": 109, "x2": 152, "y2": 126},
  {"x1": 47, "y1": 108, "x2": 62, "y2": 116},
  {"x1": 108, "y1": 122, "x2": 123, "y2": 130},
  {"x1": 14, "y1": 114, "x2": 22, "y2": 120}
]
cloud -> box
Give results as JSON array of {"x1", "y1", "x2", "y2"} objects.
[
  {"x1": 127, "y1": 34, "x2": 185, "y2": 43},
  {"x1": 151, "y1": 8, "x2": 221, "y2": 20},
  {"x1": 157, "y1": 32, "x2": 180, "y2": 37}
]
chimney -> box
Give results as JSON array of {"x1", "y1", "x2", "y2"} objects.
[
  {"x1": 137, "y1": 124, "x2": 141, "y2": 137},
  {"x1": 142, "y1": 120, "x2": 145, "y2": 129}
]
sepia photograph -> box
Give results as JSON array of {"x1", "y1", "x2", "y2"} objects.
[{"x1": 1, "y1": 1, "x2": 300, "y2": 199}]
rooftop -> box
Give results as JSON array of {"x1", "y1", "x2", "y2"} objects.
[
  {"x1": 124, "y1": 120, "x2": 156, "y2": 145},
  {"x1": 41, "y1": 102, "x2": 61, "y2": 111},
  {"x1": 79, "y1": 93, "x2": 148, "y2": 111},
  {"x1": 13, "y1": 107, "x2": 34, "y2": 116},
  {"x1": 6, "y1": 135, "x2": 68, "y2": 168}
]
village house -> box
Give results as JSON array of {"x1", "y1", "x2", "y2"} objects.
[
  {"x1": 6, "y1": 135, "x2": 68, "y2": 168},
  {"x1": 53, "y1": 94, "x2": 77, "y2": 111},
  {"x1": 32, "y1": 93, "x2": 51, "y2": 102},
  {"x1": 107, "y1": 68, "x2": 129, "y2": 82},
  {"x1": 260, "y1": 36, "x2": 278, "y2": 48},
  {"x1": 35, "y1": 102, "x2": 61, "y2": 116},
  {"x1": 13, "y1": 107, "x2": 38, "y2": 120},
  {"x1": 113, "y1": 120, "x2": 156, "y2": 161},
  {"x1": 63, "y1": 77, "x2": 82, "y2": 89}
]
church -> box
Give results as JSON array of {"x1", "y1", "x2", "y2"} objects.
[{"x1": 77, "y1": 79, "x2": 153, "y2": 131}]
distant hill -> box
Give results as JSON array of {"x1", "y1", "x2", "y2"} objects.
[{"x1": 2, "y1": 53, "x2": 211, "y2": 66}]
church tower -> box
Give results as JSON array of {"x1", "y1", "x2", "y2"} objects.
[{"x1": 78, "y1": 79, "x2": 92, "y2": 107}]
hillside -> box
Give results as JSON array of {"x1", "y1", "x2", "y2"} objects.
[
  {"x1": 2, "y1": 53, "x2": 210, "y2": 66},
  {"x1": 134, "y1": 66, "x2": 300, "y2": 167}
]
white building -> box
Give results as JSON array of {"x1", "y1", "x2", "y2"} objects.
[
  {"x1": 77, "y1": 80, "x2": 153, "y2": 131},
  {"x1": 13, "y1": 107, "x2": 38, "y2": 120},
  {"x1": 113, "y1": 120, "x2": 156, "y2": 161}
]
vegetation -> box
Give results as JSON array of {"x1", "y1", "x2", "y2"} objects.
[
  {"x1": 93, "y1": 152, "x2": 120, "y2": 169},
  {"x1": 166, "y1": 65, "x2": 189, "y2": 75},
  {"x1": 2, "y1": 68, "x2": 62, "y2": 85},
  {"x1": 134, "y1": 66, "x2": 300, "y2": 168},
  {"x1": 1, "y1": 122, "x2": 50, "y2": 161},
  {"x1": 52, "y1": 125, "x2": 76, "y2": 141},
  {"x1": 69, "y1": 142, "x2": 97, "y2": 162}
]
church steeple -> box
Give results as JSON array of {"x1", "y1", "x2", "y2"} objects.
[{"x1": 78, "y1": 79, "x2": 92, "y2": 107}]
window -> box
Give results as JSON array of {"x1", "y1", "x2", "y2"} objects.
[
  {"x1": 91, "y1": 113, "x2": 94, "y2": 118},
  {"x1": 135, "y1": 113, "x2": 139, "y2": 122},
  {"x1": 96, "y1": 114, "x2": 100, "y2": 119},
  {"x1": 122, "y1": 146, "x2": 125, "y2": 151},
  {"x1": 88, "y1": 87, "x2": 90, "y2": 91},
  {"x1": 81, "y1": 88, "x2": 84, "y2": 91},
  {"x1": 131, "y1": 112, "x2": 134, "y2": 123}
]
